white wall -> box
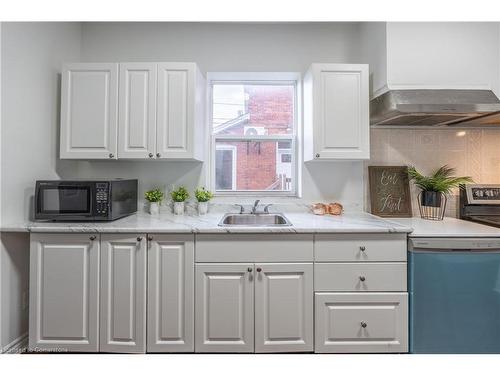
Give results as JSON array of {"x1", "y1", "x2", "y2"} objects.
[
  {"x1": 65, "y1": 22, "x2": 365, "y2": 209},
  {"x1": 1, "y1": 22, "x2": 83, "y2": 223}
]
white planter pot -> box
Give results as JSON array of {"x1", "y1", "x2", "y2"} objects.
[
  {"x1": 198, "y1": 201, "x2": 209, "y2": 215},
  {"x1": 149, "y1": 202, "x2": 160, "y2": 215},
  {"x1": 173, "y1": 201, "x2": 185, "y2": 215}
]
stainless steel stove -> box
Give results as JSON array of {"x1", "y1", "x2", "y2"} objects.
[{"x1": 460, "y1": 184, "x2": 500, "y2": 228}]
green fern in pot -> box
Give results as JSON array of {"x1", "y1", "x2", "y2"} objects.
[{"x1": 408, "y1": 165, "x2": 473, "y2": 208}]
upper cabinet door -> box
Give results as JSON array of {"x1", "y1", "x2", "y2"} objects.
[
  {"x1": 195, "y1": 263, "x2": 254, "y2": 353},
  {"x1": 29, "y1": 233, "x2": 99, "y2": 352},
  {"x1": 304, "y1": 64, "x2": 369, "y2": 160},
  {"x1": 100, "y1": 234, "x2": 147, "y2": 353},
  {"x1": 60, "y1": 63, "x2": 118, "y2": 159},
  {"x1": 147, "y1": 234, "x2": 194, "y2": 353},
  {"x1": 254, "y1": 263, "x2": 314, "y2": 353},
  {"x1": 118, "y1": 63, "x2": 157, "y2": 159},
  {"x1": 157, "y1": 63, "x2": 205, "y2": 160}
]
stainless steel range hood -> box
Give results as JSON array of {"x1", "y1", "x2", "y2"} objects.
[{"x1": 370, "y1": 89, "x2": 500, "y2": 127}]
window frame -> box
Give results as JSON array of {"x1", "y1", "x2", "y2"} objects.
[{"x1": 207, "y1": 72, "x2": 301, "y2": 197}]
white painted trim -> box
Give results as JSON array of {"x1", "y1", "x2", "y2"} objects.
[
  {"x1": 1, "y1": 333, "x2": 28, "y2": 354},
  {"x1": 207, "y1": 71, "x2": 301, "y2": 82}
]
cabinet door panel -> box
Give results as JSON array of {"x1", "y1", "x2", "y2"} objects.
[
  {"x1": 315, "y1": 292, "x2": 408, "y2": 353},
  {"x1": 157, "y1": 63, "x2": 194, "y2": 159},
  {"x1": 147, "y1": 235, "x2": 194, "y2": 352},
  {"x1": 195, "y1": 263, "x2": 254, "y2": 352},
  {"x1": 118, "y1": 63, "x2": 157, "y2": 159},
  {"x1": 29, "y1": 234, "x2": 99, "y2": 352},
  {"x1": 100, "y1": 234, "x2": 146, "y2": 353},
  {"x1": 60, "y1": 63, "x2": 118, "y2": 159},
  {"x1": 255, "y1": 263, "x2": 313, "y2": 352}
]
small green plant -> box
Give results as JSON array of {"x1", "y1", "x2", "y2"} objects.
[
  {"x1": 170, "y1": 186, "x2": 190, "y2": 202},
  {"x1": 407, "y1": 165, "x2": 473, "y2": 194},
  {"x1": 194, "y1": 187, "x2": 213, "y2": 202},
  {"x1": 144, "y1": 188, "x2": 164, "y2": 203}
]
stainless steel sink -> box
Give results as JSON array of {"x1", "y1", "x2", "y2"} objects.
[{"x1": 218, "y1": 213, "x2": 292, "y2": 227}]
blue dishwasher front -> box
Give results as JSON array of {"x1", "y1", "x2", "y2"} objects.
[{"x1": 409, "y1": 239, "x2": 500, "y2": 354}]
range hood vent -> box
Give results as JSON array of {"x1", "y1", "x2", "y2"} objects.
[{"x1": 370, "y1": 89, "x2": 500, "y2": 127}]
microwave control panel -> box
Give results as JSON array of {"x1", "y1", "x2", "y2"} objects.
[{"x1": 95, "y1": 183, "x2": 109, "y2": 216}]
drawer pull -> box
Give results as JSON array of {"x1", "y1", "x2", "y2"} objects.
[
  {"x1": 137, "y1": 237, "x2": 143, "y2": 242},
  {"x1": 89, "y1": 235, "x2": 96, "y2": 241},
  {"x1": 256, "y1": 267, "x2": 262, "y2": 273},
  {"x1": 359, "y1": 246, "x2": 366, "y2": 252},
  {"x1": 360, "y1": 321, "x2": 367, "y2": 328},
  {"x1": 359, "y1": 276, "x2": 366, "y2": 282},
  {"x1": 247, "y1": 267, "x2": 253, "y2": 273}
]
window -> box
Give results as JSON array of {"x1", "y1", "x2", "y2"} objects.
[{"x1": 209, "y1": 73, "x2": 299, "y2": 195}]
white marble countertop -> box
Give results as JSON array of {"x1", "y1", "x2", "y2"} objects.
[
  {"x1": 0, "y1": 211, "x2": 412, "y2": 234},
  {"x1": 387, "y1": 217, "x2": 500, "y2": 237}
]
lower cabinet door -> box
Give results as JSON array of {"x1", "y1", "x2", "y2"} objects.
[
  {"x1": 195, "y1": 263, "x2": 254, "y2": 352},
  {"x1": 315, "y1": 292, "x2": 408, "y2": 353},
  {"x1": 147, "y1": 235, "x2": 194, "y2": 352},
  {"x1": 29, "y1": 233, "x2": 100, "y2": 352},
  {"x1": 255, "y1": 263, "x2": 314, "y2": 353},
  {"x1": 100, "y1": 234, "x2": 147, "y2": 353}
]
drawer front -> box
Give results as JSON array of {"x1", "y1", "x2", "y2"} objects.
[
  {"x1": 314, "y1": 263, "x2": 407, "y2": 292},
  {"x1": 195, "y1": 234, "x2": 313, "y2": 263},
  {"x1": 315, "y1": 234, "x2": 406, "y2": 262},
  {"x1": 315, "y1": 292, "x2": 408, "y2": 353}
]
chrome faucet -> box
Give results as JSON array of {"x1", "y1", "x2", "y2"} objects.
[{"x1": 251, "y1": 200, "x2": 261, "y2": 214}]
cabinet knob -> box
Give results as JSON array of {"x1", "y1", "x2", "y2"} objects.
[
  {"x1": 359, "y1": 246, "x2": 366, "y2": 252},
  {"x1": 109, "y1": 153, "x2": 114, "y2": 159},
  {"x1": 147, "y1": 236, "x2": 153, "y2": 241},
  {"x1": 359, "y1": 276, "x2": 366, "y2": 282},
  {"x1": 360, "y1": 321, "x2": 367, "y2": 328},
  {"x1": 137, "y1": 237, "x2": 143, "y2": 242},
  {"x1": 89, "y1": 235, "x2": 96, "y2": 241},
  {"x1": 256, "y1": 267, "x2": 262, "y2": 273},
  {"x1": 149, "y1": 153, "x2": 154, "y2": 158},
  {"x1": 247, "y1": 267, "x2": 253, "y2": 273},
  {"x1": 156, "y1": 153, "x2": 161, "y2": 158},
  {"x1": 315, "y1": 153, "x2": 320, "y2": 158}
]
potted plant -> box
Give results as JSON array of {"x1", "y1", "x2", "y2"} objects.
[
  {"x1": 408, "y1": 165, "x2": 473, "y2": 220},
  {"x1": 171, "y1": 186, "x2": 190, "y2": 215},
  {"x1": 144, "y1": 188, "x2": 164, "y2": 215},
  {"x1": 194, "y1": 187, "x2": 213, "y2": 215}
]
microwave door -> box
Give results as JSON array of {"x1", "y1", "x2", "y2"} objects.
[{"x1": 38, "y1": 185, "x2": 93, "y2": 218}]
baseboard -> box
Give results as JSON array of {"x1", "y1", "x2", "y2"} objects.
[{"x1": 2, "y1": 333, "x2": 28, "y2": 354}]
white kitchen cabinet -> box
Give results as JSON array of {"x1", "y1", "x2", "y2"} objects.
[
  {"x1": 29, "y1": 233, "x2": 100, "y2": 352},
  {"x1": 118, "y1": 63, "x2": 157, "y2": 159},
  {"x1": 315, "y1": 292, "x2": 408, "y2": 353},
  {"x1": 100, "y1": 234, "x2": 147, "y2": 353},
  {"x1": 156, "y1": 63, "x2": 205, "y2": 160},
  {"x1": 254, "y1": 263, "x2": 313, "y2": 353},
  {"x1": 60, "y1": 63, "x2": 119, "y2": 159},
  {"x1": 195, "y1": 263, "x2": 254, "y2": 352},
  {"x1": 60, "y1": 62, "x2": 205, "y2": 160},
  {"x1": 147, "y1": 234, "x2": 194, "y2": 352},
  {"x1": 304, "y1": 63, "x2": 369, "y2": 160}
]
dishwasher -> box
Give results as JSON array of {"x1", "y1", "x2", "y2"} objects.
[{"x1": 409, "y1": 237, "x2": 500, "y2": 353}]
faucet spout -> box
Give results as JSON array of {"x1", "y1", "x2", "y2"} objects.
[{"x1": 251, "y1": 200, "x2": 261, "y2": 214}]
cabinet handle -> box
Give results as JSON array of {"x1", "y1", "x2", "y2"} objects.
[
  {"x1": 137, "y1": 237, "x2": 143, "y2": 242},
  {"x1": 156, "y1": 153, "x2": 161, "y2": 158},
  {"x1": 247, "y1": 267, "x2": 253, "y2": 273},
  {"x1": 359, "y1": 246, "x2": 366, "y2": 252},
  {"x1": 109, "y1": 153, "x2": 114, "y2": 159},
  {"x1": 147, "y1": 236, "x2": 153, "y2": 241},
  {"x1": 360, "y1": 321, "x2": 367, "y2": 328},
  {"x1": 89, "y1": 235, "x2": 96, "y2": 241},
  {"x1": 359, "y1": 276, "x2": 366, "y2": 282},
  {"x1": 315, "y1": 153, "x2": 320, "y2": 158},
  {"x1": 256, "y1": 267, "x2": 262, "y2": 273},
  {"x1": 148, "y1": 153, "x2": 154, "y2": 158}
]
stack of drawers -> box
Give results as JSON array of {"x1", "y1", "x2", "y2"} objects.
[{"x1": 314, "y1": 234, "x2": 408, "y2": 353}]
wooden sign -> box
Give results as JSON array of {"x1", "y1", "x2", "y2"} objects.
[{"x1": 368, "y1": 166, "x2": 412, "y2": 217}]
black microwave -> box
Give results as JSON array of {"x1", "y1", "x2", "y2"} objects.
[{"x1": 35, "y1": 179, "x2": 138, "y2": 221}]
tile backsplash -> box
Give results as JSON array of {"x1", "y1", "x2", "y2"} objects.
[{"x1": 365, "y1": 128, "x2": 500, "y2": 217}]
